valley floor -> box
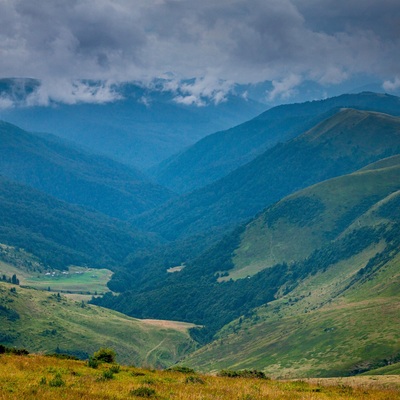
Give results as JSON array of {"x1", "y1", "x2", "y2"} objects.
[{"x1": 0, "y1": 354, "x2": 399, "y2": 399}]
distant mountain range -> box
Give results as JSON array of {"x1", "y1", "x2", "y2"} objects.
[
  {"x1": 151, "y1": 92, "x2": 400, "y2": 193},
  {"x1": 0, "y1": 78, "x2": 265, "y2": 169},
  {"x1": 136, "y1": 107, "x2": 400, "y2": 242},
  {"x1": 0, "y1": 120, "x2": 172, "y2": 220}
]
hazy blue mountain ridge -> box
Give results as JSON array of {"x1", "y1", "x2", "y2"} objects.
[
  {"x1": 135, "y1": 108, "x2": 400, "y2": 242},
  {"x1": 0, "y1": 175, "x2": 157, "y2": 269},
  {"x1": 0, "y1": 79, "x2": 265, "y2": 169},
  {"x1": 151, "y1": 92, "x2": 400, "y2": 193},
  {"x1": 0, "y1": 120, "x2": 172, "y2": 220}
]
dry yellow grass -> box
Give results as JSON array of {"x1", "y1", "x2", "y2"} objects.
[{"x1": 0, "y1": 354, "x2": 399, "y2": 399}]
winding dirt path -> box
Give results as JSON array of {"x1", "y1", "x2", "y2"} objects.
[{"x1": 145, "y1": 338, "x2": 166, "y2": 364}]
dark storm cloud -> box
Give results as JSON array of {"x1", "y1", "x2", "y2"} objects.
[{"x1": 0, "y1": 0, "x2": 399, "y2": 104}]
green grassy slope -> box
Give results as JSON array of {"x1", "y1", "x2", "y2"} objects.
[
  {"x1": 0, "y1": 120, "x2": 172, "y2": 220},
  {"x1": 136, "y1": 109, "x2": 400, "y2": 243},
  {"x1": 0, "y1": 281, "x2": 196, "y2": 368},
  {"x1": 226, "y1": 155, "x2": 400, "y2": 280},
  {"x1": 183, "y1": 246, "x2": 400, "y2": 377},
  {"x1": 0, "y1": 176, "x2": 157, "y2": 269},
  {"x1": 181, "y1": 169, "x2": 400, "y2": 377},
  {"x1": 152, "y1": 92, "x2": 400, "y2": 193},
  {"x1": 362, "y1": 362, "x2": 400, "y2": 375}
]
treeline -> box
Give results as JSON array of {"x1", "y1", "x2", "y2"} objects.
[
  {"x1": 0, "y1": 274, "x2": 19, "y2": 285},
  {"x1": 0, "y1": 344, "x2": 29, "y2": 355}
]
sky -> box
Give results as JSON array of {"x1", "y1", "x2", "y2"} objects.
[{"x1": 1, "y1": 0, "x2": 400, "y2": 105}]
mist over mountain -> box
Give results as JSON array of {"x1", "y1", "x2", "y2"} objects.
[{"x1": 0, "y1": 79, "x2": 265, "y2": 169}]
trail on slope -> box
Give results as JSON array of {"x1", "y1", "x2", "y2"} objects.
[{"x1": 145, "y1": 338, "x2": 167, "y2": 365}]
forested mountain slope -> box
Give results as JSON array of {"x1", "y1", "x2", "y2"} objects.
[
  {"x1": 95, "y1": 156, "x2": 400, "y2": 343},
  {"x1": 136, "y1": 109, "x2": 400, "y2": 242},
  {"x1": 0, "y1": 120, "x2": 172, "y2": 220},
  {"x1": 0, "y1": 176, "x2": 156, "y2": 269},
  {"x1": 152, "y1": 92, "x2": 400, "y2": 193},
  {"x1": 217, "y1": 154, "x2": 400, "y2": 280}
]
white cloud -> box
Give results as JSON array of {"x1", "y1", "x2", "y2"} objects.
[
  {"x1": 267, "y1": 74, "x2": 302, "y2": 101},
  {"x1": 23, "y1": 80, "x2": 122, "y2": 106},
  {"x1": 158, "y1": 75, "x2": 234, "y2": 106},
  {"x1": 0, "y1": 0, "x2": 399, "y2": 105},
  {"x1": 383, "y1": 77, "x2": 400, "y2": 92},
  {"x1": 0, "y1": 96, "x2": 14, "y2": 109},
  {"x1": 317, "y1": 66, "x2": 349, "y2": 85}
]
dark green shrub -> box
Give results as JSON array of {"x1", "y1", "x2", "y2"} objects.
[
  {"x1": 11, "y1": 348, "x2": 29, "y2": 356},
  {"x1": 101, "y1": 369, "x2": 114, "y2": 380},
  {"x1": 130, "y1": 387, "x2": 156, "y2": 397},
  {"x1": 92, "y1": 347, "x2": 116, "y2": 363},
  {"x1": 49, "y1": 373, "x2": 65, "y2": 387},
  {"x1": 8, "y1": 347, "x2": 29, "y2": 355},
  {"x1": 87, "y1": 357, "x2": 99, "y2": 369}
]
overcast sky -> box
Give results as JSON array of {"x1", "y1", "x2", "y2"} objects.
[{"x1": 1, "y1": 0, "x2": 399, "y2": 105}]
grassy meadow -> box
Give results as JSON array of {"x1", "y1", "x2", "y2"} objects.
[
  {"x1": 22, "y1": 266, "x2": 113, "y2": 295},
  {"x1": 0, "y1": 252, "x2": 112, "y2": 296},
  {"x1": 0, "y1": 353, "x2": 399, "y2": 400},
  {"x1": 0, "y1": 282, "x2": 196, "y2": 368},
  {"x1": 227, "y1": 160, "x2": 400, "y2": 281}
]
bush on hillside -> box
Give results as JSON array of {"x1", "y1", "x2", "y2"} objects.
[
  {"x1": 92, "y1": 347, "x2": 116, "y2": 363},
  {"x1": 167, "y1": 365, "x2": 196, "y2": 374}
]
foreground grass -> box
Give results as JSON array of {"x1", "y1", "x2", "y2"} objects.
[{"x1": 0, "y1": 354, "x2": 399, "y2": 400}]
